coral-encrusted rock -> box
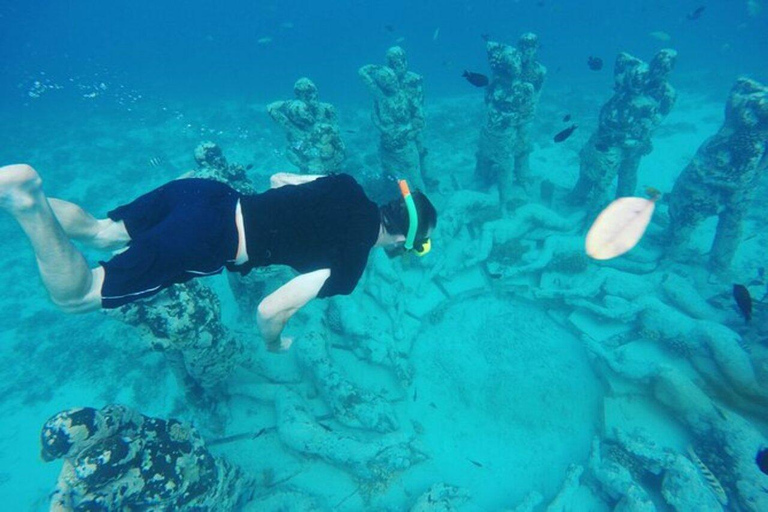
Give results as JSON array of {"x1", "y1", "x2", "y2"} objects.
[
  {"x1": 588, "y1": 437, "x2": 656, "y2": 511},
  {"x1": 662, "y1": 454, "x2": 724, "y2": 511},
  {"x1": 409, "y1": 483, "x2": 471, "y2": 512},
  {"x1": 42, "y1": 405, "x2": 251, "y2": 511}
]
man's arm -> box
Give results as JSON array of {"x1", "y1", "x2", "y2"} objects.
[
  {"x1": 270, "y1": 172, "x2": 325, "y2": 189},
  {"x1": 256, "y1": 268, "x2": 331, "y2": 352}
]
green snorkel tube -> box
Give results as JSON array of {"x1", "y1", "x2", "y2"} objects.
[{"x1": 398, "y1": 179, "x2": 431, "y2": 256}]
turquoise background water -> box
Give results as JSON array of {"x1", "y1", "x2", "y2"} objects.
[{"x1": 1, "y1": 1, "x2": 767, "y2": 510}]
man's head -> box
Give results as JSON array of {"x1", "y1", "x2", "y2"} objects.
[{"x1": 379, "y1": 183, "x2": 437, "y2": 257}]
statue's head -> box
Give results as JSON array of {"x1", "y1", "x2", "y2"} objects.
[
  {"x1": 294, "y1": 77, "x2": 319, "y2": 103},
  {"x1": 386, "y1": 46, "x2": 408, "y2": 76},
  {"x1": 727, "y1": 77, "x2": 768, "y2": 132},
  {"x1": 649, "y1": 49, "x2": 677, "y2": 81},
  {"x1": 517, "y1": 33, "x2": 540, "y2": 61}
]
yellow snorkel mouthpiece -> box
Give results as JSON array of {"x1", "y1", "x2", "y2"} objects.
[{"x1": 414, "y1": 237, "x2": 431, "y2": 257}]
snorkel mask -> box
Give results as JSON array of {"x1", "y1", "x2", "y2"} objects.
[{"x1": 396, "y1": 179, "x2": 431, "y2": 257}]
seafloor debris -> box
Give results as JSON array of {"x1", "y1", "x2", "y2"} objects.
[
  {"x1": 274, "y1": 387, "x2": 426, "y2": 480},
  {"x1": 409, "y1": 483, "x2": 471, "y2": 511},
  {"x1": 297, "y1": 329, "x2": 399, "y2": 432}
]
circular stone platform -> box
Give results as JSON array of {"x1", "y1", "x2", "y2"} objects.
[{"x1": 407, "y1": 295, "x2": 602, "y2": 509}]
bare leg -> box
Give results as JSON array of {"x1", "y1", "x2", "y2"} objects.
[
  {"x1": 47, "y1": 198, "x2": 129, "y2": 250},
  {"x1": 0, "y1": 164, "x2": 103, "y2": 312}
]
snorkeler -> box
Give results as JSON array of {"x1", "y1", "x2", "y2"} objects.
[{"x1": 0, "y1": 164, "x2": 436, "y2": 352}]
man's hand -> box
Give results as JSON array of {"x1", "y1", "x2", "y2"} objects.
[
  {"x1": 256, "y1": 269, "x2": 331, "y2": 352},
  {"x1": 266, "y1": 336, "x2": 294, "y2": 353}
]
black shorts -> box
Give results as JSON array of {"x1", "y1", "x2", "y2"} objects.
[{"x1": 100, "y1": 178, "x2": 240, "y2": 309}]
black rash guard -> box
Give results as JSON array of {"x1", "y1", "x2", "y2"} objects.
[{"x1": 227, "y1": 174, "x2": 380, "y2": 298}]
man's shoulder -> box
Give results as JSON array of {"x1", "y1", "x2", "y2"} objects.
[{"x1": 323, "y1": 173, "x2": 367, "y2": 194}]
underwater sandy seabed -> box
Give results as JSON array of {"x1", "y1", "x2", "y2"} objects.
[{"x1": 0, "y1": 82, "x2": 766, "y2": 511}]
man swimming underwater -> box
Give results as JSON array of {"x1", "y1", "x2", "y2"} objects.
[{"x1": 0, "y1": 164, "x2": 436, "y2": 352}]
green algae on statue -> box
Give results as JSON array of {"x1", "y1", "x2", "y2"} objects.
[
  {"x1": 42, "y1": 405, "x2": 252, "y2": 511},
  {"x1": 268, "y1": 78, "x2": 346, "y2": 173},
  {"x1": 569, "y1": 49, "x2": 677, "y2": 217},
  {"x1": 475, "y1": 33, "x2": 546, "y2": 211},
  {"x1": 359, "y1": 47, "x2": 427, "y2": 190},
  {"x1": 665, "y1": 78, "x2": 768, "y2": 273}
]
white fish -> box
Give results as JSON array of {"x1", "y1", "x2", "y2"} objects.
[
  {"x1": 433, "y1": 27, "x2": 440, "y2": 41},
  {"x1": 257, "y1": 36, "x2": 273, "y2": 45},
  {"x1": 585, "y1": 197, "x2": 657, "y2": 260},
  {"x1": 649, "y1": 31, "x2": 671, "y2": 42}
]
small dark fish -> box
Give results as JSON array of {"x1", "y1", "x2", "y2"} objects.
[
  {"x1": 207, "y1": 426, "x2": 268, "y2": 447},
  {"x1": 686, "y1": 6, "x2": 705, "y2": 20},
  {"x1": 481, "y1": 33, "x2": 490, "y2": 42},
  {"x1": 318, "y1": 423, "x2": 333, "y2": 432},
  {"x1": 645, "y1": 186, "x2": 661, "y2": 200},
  {"x1": 384, "y1": 24, "x2": 395, "y2": 32},
  {"x1": 245, "y1": 163, "x2": 254, "y2": 170},
  {"x1": 553, "y1": 124, "x2": 578, "y2": 143},
  {"x1": 594, "y1": 141, "x2": 610, "y2": 152},
  {"x1": 733, "y1": 284, "x2": 752, "y2": 322},
  {"x1": 412, "y1": 388, "x2": 417, "y2": 401},
  {"x1": 562, "y1": 114, "x2": 571, "y2": 122},
  {"x1": 467, "y1": 458, "x2": 484, "y2": 468},
  {"x1": 758, "y1": 267, "x2": 765, "y2": 280},
  {"x1": 429, "y1": 402, "x2": 437, "y2": 409},
  {"x1": 345, "y1": 129, "x2": 357, "y2": 134},
  {"x1": 757, "y1": 448, "x2": 768, "y2": 475},
  {"x1": 587, "y1": 56, "x2": 603, "y2": 71},
  {"x1": 463, "y1": 71, "x2": 489, "y2": 87}
]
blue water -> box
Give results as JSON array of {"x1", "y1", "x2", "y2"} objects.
[{"x1": 1, "y1": 0, "x2": 767, "y2": 510}]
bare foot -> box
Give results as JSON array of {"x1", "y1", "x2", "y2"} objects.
[{"x1": 0, "y1": 164, "x2": 43, "y2": 213}]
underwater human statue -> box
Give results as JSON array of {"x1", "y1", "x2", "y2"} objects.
[
  {"x1": 267, "y1": 77, "x2": 346, "y2": 173},
  {"x1": 359, "y1": 46, "x2": 427, "y2": 190},
  {"x1": 0, "y1": 165, "x2": 436, "y2": 352},
  {"x1": 568, "y1": 49, "x2": 677, "y2": 217},
  {"x1": 665, "y1": 77, "x2": 768, "y2": 273},
  {"x1": 476, "y1": 32, "x2": 546, "y2": 212}
]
